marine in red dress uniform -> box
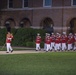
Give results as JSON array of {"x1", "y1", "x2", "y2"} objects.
[
  {"x1": 50, "y1": 33, "x2": 55, "y2": 51},
  {"x1": 67, "y1": 33, "x2": 74, "y2": 50},
  {"x1": 55, "y1": 33, "x2": 60, "y2": 51},
  {"x1": 61, "y1": 32, "x2": 68, "y2": 51},
  {"x1": 6, "y1": 32, "x2": 13, "y2": 53},
  {"x1": 46, "y1": 34, "x2": 51, "y2": 52},
  {"x1": 35, "y1": 33, "x2": 41, "y2": 51}
]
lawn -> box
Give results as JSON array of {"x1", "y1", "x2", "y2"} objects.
[{"x1": 0, "y1": 52, "x2": 76, "y2": 75}]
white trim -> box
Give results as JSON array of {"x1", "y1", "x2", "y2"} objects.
[
  {"x1": 1, "y1": 6, "x2": 76, "y2": 11},
  {"x1": 71, "y1": 0, "x2": 73, "y2": 6},
  {"x1": 54, "y1": 27, "x2": 68, "y2": 30},
  {"x1": 43, "y1": 0, "x2": 44, "y2": 7},
  {"x1": 6, "y1": 21, "x2": 10, "y2": 24},
  {"x1": 31, "y1": 26, "x2": 68, "y2": 30},
  {"x1": 30, "y1": 26, "x2": 41, "y2": 29},
  {"x1": 0, "y1": 26, "x2": 68, "y2": 29},
  {"x1": 15, "y1": 26, "x2": 20, "y2": 29},
  {"x1": 7, "y1": 0, "x2": 9, "y2": 9},
  {"x1": 0, "y1": 26, "x2": 5, "y2": 28},
  {"x1": 22, "y1": 0, "x2": 24, "y2": 8}
]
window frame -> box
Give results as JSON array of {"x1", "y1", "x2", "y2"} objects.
[
  {"x1": 22, "y1": 0, "x2": 28, "y2": 8},
  {"x1": 7, "y1": 0, "x2": 13, "y2": 9},
  {"x1": 43, "y1": 0, "x2": 52, "y2": 7},
  {"x1": 71, "y1": 0, "x2": 76, "y2": 6}
]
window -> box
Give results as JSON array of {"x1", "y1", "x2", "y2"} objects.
[
  {"x1": 72, "y1": 0, "x2": 76, "y2": 6},
  {"x1": 73, "y1": 0, "x2": 76, "y2": 5},
  {"x1": 23, "y1": 0, "x2": 28, "y2": 7},
  {"x1": 43, "y1": 0, "x2": 52, "y2": 7},
  {"x1": 8, "y1": 0, "x2": 13, "y2": 8}
]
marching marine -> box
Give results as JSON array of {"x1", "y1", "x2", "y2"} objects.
[{"x1": 6, "y1": 32, "x2": 13, "y2": 53}]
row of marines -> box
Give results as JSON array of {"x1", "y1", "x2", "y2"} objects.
[{"x1": 35, "y1": 32, "x2": 76, "y2": 52}]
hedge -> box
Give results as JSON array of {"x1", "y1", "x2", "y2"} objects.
[{"x1": 0, "y1": 28, "x2": 46, "y2": 47}]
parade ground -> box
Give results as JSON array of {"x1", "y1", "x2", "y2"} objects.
[
  {"x1": 0, "y1": 48, "x2": 76, "y2": 75},
  {"x1": 0, "y1": 29, "x2": 75, "y2": 75}
]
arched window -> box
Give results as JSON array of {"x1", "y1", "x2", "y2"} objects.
[
  {"x1": 69, "y1": 18, "x2": 76, "y2": 33},
  {"x1": 20, "y1": 18, "x2": 31, "y2": 28},
  {"x1": 40, "y1": 17, "x2": 54, "y2": 34},
  {"x1": 5, "y1": 18, "x2": 15, "y2": 28}
]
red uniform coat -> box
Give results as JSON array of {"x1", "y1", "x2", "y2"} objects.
[
  {"x1": 36, "y1": 36, "x2": 41, "y2": 44},
  {"x1": 6, "y1": 36, "x2": 12, "y2": 43},
  {"x1": 46, "y1": 37, "x2": 51, "y2": 44},
  {"x1": 74, "y1": 35, "x2": 76, "y2": 42},
  {"x1": 67, "y1": 35, "x2": 74, "y2": 44},
  {"x1": 61, "y1": 35, "x2": 68, "y2": 43},
  {"x1": 51, "y1": 35, "x2": 55, "y2": 42},
  {"x1": 55, "y1": 36, "x2": 60, "y2": 44}
]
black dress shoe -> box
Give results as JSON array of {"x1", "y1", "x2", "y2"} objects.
[
  {"x1": 11, "y1": 50, "x2": 13, "y2": 53},
  {"x1": 36, "y1": 50, "x2": 38, "y2": 51},
  {"x1": 6, "y1": 52, "x2": 9, "y2": 53}
]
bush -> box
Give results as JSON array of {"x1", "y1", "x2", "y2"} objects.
[
  {"x1": 40, "y1": 42, "x2": 44, "y2": 48},
  {"x1": 0, "y1": 28, "x2": 7, "y2": 45},
  {"x1": 0, "y1": 28, "x2": 46, "y2": 47},
  {"x1": 26, "y1": 41, "x2": 35, "y2": 47}
]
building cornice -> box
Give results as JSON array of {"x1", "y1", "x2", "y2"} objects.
[{"x1": 1, "y1": 6, "x2": 76, "y2": 11}]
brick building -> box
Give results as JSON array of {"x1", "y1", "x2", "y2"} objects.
[{"x1": 0, "y1": 0, "x2": 76, "y2": 33}]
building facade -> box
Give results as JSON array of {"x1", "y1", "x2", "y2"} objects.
[{"x1": 0, "y1": 0, "x2": 76, "y2": 33}]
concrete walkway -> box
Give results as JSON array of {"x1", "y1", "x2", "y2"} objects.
[
  {"x1": 0, "y1": 50, "x2": 45, "y2": 55},
  {"x1": 0, "y1": 46, "x2": 46, "y2": 55},
  {"x1": 0, "y1": 46, "x2": 76, "y2": 55}
]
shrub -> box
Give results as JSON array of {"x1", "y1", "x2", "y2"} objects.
[
  {"x1": 40, "y1": 42, "x2": 44, "y2": 48},
  {"x1": 26, "y1": 41, "x2": 35, "y2": 47},
  {"x1": 0, "y1": 28, "x2": 7, "y2": 45},
  {"x1": 0, "y1": 28, "x2": 46, "y2": 47}
]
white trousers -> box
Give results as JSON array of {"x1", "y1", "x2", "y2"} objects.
[
  {"x1": 55, "y1": 43, "x2": 60, "y2": 50},
  {"x1": 46, "y1": 44, "x2": 50, "y2": 51},
  {"x1": 74, "y1": 46, "x2": 76, "y2": 50},
  {"x1": 74, "y1": 42, "x2": 76, "y2": 50},
  {"x1": 36, "y1": 43, "x2": 40, "y2": 50},
  {"x1": 6, "y1": 43, "x2": 13, "y2": 52},
  {"x1": 44, "y1": 43, "x2": 47, "y2": 50},
  {"x1": 51, "y1": 42, "x2": 55, "y2": 50},
  {"x1": 62, "y1": 43, "x2": 66, "y2": 50},
  {"x1": 59, "y1": 43, "x2": 61, "y2": 49},
  {"x1": 68, "y1": 44, "x2": 72, "y2": 50}
]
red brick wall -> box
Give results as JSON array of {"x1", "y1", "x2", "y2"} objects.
[
  {"x1": 64, "y1": 0, "x2": 71, "y2": 6},
  {"x1": 32, "y1": 0, "x2": 43, "y2": 7},
  {"x1": 52, "y1": 0, "x2": 71, "y2": 6},
  {"x1": 52, "y1": 0, "x2": 63, "y2": 6},
  {"x1": 13, "y1": 0, "x2": 22, "y2": 8},
  {"x1": 1, "y1": 0, "x2": 76, "y2": 33},
  {"x1": 0, "y1": 0, "x2": 72, "y2": 9},
  {"x1": 32, "y1": 8, "x2": 63, "y2": 32}
]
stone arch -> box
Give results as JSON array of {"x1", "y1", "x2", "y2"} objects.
[
  {"x1": 5, "y1": 18, "x2": 16, "y2": 28},
  {"x1": 40, "y1": 17, "x2": 54, "y2": 28},
  {"x1": 19, "y1": 18, "x2": 32, "y2": 28},
  {"x1": 67, "y1": 17, "x2": 76, "y2": 34},
  {"x1": 40, "y1": 17, "x2": 54, "y2": 34}
]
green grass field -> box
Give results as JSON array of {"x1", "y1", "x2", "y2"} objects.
[{"x1": 0, "y1": 52, "x2": 76, "y2": 75}]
